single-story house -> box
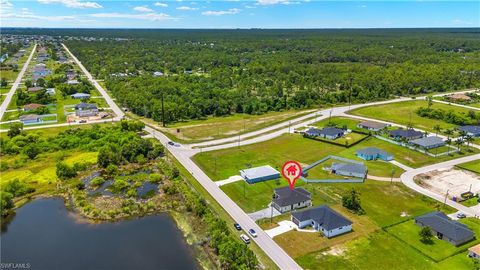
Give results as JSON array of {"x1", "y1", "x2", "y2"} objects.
[
  {"x1": 272, "y1": 187, "x2": 312, "y2": 213},
  {"x1": 357, "y1": 121, "x2": 389, "y2": 131},
  {"x1": 355, "y1": 147, "x2": 393, "y2": 161},
  {"x1": 71, "y1": 93, "x2": 91, "y2": 99},
  {"x1": 19, "y1": 114, "x2": 40, "y2": 124},
  {"x1": 468, "y1": 244, "x2": 480, "y2": 260},
  {"x1": 67, "y1": 79, "x2": 79, "y2": 85},
  {"x1": 389, "y1": 128, "x2": 424, "y2": 141},
  {"x1": 459, "y1": 125, "x2": 480, "y2": 137},
  {"x1": 415, "y1": 211, "x2": 474, "y2": 246},
  {"x1": 24, "y1": 103, "x2": 44, "y2": 112},
  {"x1": 305, "y1": 127, "x2": 345, "y2": 140},
  {"x1": 410, "y1": 136, "x2": 445, "y2": 149},
  {"x1": 240, "y1": 165, "x2": 280, "y2": 184},
  {"x1": 74, "y1": 102, "x2": 98, "y2": 117},
  {"x1": 45, "y1": 88, "x2": 55, "y2": 95},
  {"x1": 448, "y1": 93, "x2": 471, "y2": 102},
  {"x1": 331, "y1": 162, "x2": 367, "y2": 179},
  {"x1": 27, "y1": 87, "x2": 44, "y2": 93},
  {"x1": 292, "y1": 205, "x2": 352, "y2": 238}
]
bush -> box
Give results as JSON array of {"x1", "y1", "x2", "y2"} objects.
[
  {"x1": 0, "y1": 161, "x2": 9, "y2": 171},
  {"x1": 56, "y1": 162, "x2": 77, "y2": 180},
  {"x1": 3, "y1": 180, "x2": 35, "y2": 197},
  {"x1": 342, "y1": 189, "x2": 365, "y2": 214},
  {"x1": 0, "y1": 191, "x2": 14, "y2": 216},
  {"x1": 90, "y1": 177, "x2": 105, "y2": 187},
  {"x1": 111, "y1": 179, "x2": 129, "y2": 193}
]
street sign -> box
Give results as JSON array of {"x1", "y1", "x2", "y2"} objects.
[{"x1": 281, "y1": 160, "x2": 302, "y2": 190}]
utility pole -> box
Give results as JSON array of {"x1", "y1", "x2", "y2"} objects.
[
  {"x1": 390, "y1": 169, "x2": 395, "y2": 184},
  {"x1": 444, "y1": 189, "x2": 449, "y2": 205}
]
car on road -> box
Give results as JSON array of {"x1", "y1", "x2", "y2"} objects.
[
  {"x1": 234, "y1": 223, "x2": 242, "y2": 231},
  {"x1": 167, "y1": 141, "x2": 175, "y2": 146},
  {"x1": 248, "y1": 229, "x2": 257, "y2": 238},
  {"x1": 240, "y1": 234, "x2": 250, "y2": 244},
  {"x1": 79, "y1": 120, "x2": 87, "y2": 123},
  {"x1": 456, "y1": 212, "x2": 466, "y2": 219}
]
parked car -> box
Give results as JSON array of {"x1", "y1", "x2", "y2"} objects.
[
  {"x1": 456, "y1": 213, "x2": 466, "y2": 219},
  {"x1": 167, "y1": 141, "x2": 175, "y2": 146},
  {"x1": 79, "y1": 119, "x2": 87, "y2": 123},
  {"x1": 240, "y1": 234, "x2": 250, "y2": 244},
  {"x1": 234, "y1": 223, "x2": 242, "y2": 231},
  {"x1": 248, "y1": 229, "x2": 257, "y2": 238}
]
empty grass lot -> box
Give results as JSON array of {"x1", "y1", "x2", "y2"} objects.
[
  {"x1": 387, "y1": 218, "x2": 480, "y2": 262},
  {"x1": 456, "y1": 160, "x2": 480, "y2": 174},
  {"x1": 349, "y1": 100, "x2": 475, "y2": 134}
]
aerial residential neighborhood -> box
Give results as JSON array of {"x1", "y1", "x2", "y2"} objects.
[{"x1": 0, "y1": 1, "x2": 479, "y2": 270}]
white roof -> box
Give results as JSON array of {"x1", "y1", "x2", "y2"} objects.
[{"x1": 240, "y1": 165, "x2": 279, "y2": 179}]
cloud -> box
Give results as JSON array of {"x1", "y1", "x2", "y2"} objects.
[
  {"x1": 154, "y1": 2, "x2": 168, "y2": 7},
  {"x1": 133, "y1": 6, "x2": 154, "y2": 12},
  {"x1": 256, "y1": 0, "x2": 298, "y2": 5},
  {"x1": 0, "y1": 0, "x2": 13, "y2": 7},
  {"x1": 202, "y1": 8, "x2": 240, "y2": 16},
  {"x1": 451, "y1": 19, "x2": 473, "y2": 26},
  {"x1": 37, "y1": 0, "x2": 102, "y2": 9},
  {"x1": 176, "y1": 6, "x2": 198, "y2": 11},
  {"x1": 2, "y1": 12, "x2": 75, "y2": 21},
  {"x1": 89, "y1": 12, "x2": 174, "y2": 21}
]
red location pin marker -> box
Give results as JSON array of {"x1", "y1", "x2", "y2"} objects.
[{"x1": 281, "y1": 160, "x2": 302, "y2": 190}]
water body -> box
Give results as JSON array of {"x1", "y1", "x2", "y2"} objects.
[{"x1": 1, "y1": 198, "x2": 199, "y2": 270}]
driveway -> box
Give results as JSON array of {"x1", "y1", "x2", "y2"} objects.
[{"x1": 248, "y1": 204, "x2": 282, "y2": 221}]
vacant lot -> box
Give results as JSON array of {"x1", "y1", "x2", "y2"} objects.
[
  {"x1": 349, "y1": 100, "x2": 474, "y2": 134},
  {"x1": 456, "y1": 160, "x2": 480, "y2": 174},
  {"x1": 415, "y1": 168, "x2": 480, "y2": 199},
  {"x1": 387, "y1": 218, "x2": 480, "y2": 261}
]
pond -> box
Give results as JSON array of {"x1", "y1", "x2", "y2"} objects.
[{"x1": 1, "y1": 198, "x2": 199, "y2": 270}]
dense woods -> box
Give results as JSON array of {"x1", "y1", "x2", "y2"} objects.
[{"x1": 13, "y1": 29, "x2": 480, "y2": 123}]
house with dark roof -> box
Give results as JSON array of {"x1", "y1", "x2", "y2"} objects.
[
  {"x1": 357, "y1": 121, "x2": 390, "y2": 132},
  {"x1": 389, "y1": 128, "x2": 424, "y2": 141},
  {"x1": 71, "y1": 93, "x2": 91, "y2": 99},
  {"x1": 292, "y1": 205, "x2": 352, "y2": 238},
  {"x1": 305, "y1": 127, "x2": 344, "y2": 140},
  {"x1": 410, "y1": 136, "x2": 445, "y2": 149},
  {"x1": 459, "y1": 125, "x2": 480, "y2": 137},
  {"x1": 331, "y1": 163, "x2": 367, "y2": 179},
  {"x1": 74, "y1": 102, "x2": 98, "y2": 117},
  {"x1": 415, "y1": 211, "x2": 474, "y2": 246},
  {"x1": 355, "y1": 147, "x2": 393, "y2": 161},
  {"x1": 272, "y1": 187, "x2": 312, "y2": 213},
  {"x1": 27, "y1": 86, "x2": 44, "y2": 93}
]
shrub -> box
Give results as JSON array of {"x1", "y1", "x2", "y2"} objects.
[{"x1": 90, "y1": 177, "x2": 105, "y2": 187}]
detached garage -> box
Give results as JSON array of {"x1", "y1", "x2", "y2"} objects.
[{"x1": 240, "y1": 165, "x2": 280, "y2": 184}]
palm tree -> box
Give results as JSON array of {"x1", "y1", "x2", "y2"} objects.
[
  {"x1": 444, "y1": 129, "x2": 453, "y2": 140},
  {"x1": 446, "y1": 138, "x2": 453, "y2": 155},
  {"x1": 465, "y1": 135, "x2": 474, "y2": 151},
  {"x1": 455, "y1": 138, "x2": 464, "y2": 153},
  {"x1": 426, "y1": 95, "x2": 433, "y2": 108},
  {"x1": 433, "y1": 124, "x2": 441, "y2": 137}
]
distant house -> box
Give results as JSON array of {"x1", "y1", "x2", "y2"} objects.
[
  {"x1": 19, "y1": 114, "x2": 40, "y2": 124},
  {"x1": 24, "y1": 103, "x2": 44, "y2": 112},
  {"x1": 272, "y1": 187, "x2": 312, "y2": 213},
  {"x1": 74, "y1": 102, "x2": 98, "y2": 117},
  {"x1": 45, "y1": 88, "x2": 55, "y2": 95},
  {"x1": 240, "y1": 165, "x2": 280, "y2": 184},
  {"x1": 459, "y1": 125, "x2": 480, "y2": 137},
  {"x1": 27, "y1": 87, "x2": 44, "y2": 93},
  {"x1": 448, "y1": 93, "x2": 471, "y2": 102},
  {"x1": 355, "y1": 147, "x2": 393, "y2": 161},
  {"x1": 410, "y1": 136, "x2": 445, "y2": 149},
  {"x1": 71, "y1": 93, "x2": 90, "y2": 99},
  {"x1": 415, "y1": 211, "x2": 474, "y2": 246},
  {"x1": 153, "y1": 71, "x2": 164, "y2": 76},
  {"x1": 389, "y1": 128, "x2": 424, "y2": 141},
  {"x1": 468, "y1": 244, "x2": 480, "y2": 260},
  {"x1": 331, "y1": 163, "x2": 367, "y2": 179},
  {"x1": 67, "y1": 79, "x2": 79, "y2": 85},
  {"x1": 292, "y1": 205, "x2": 352, "y2": 238},
  {"x1": 305, "y1": 127, "x2": 344, "y2": 140},
  {"x1": 357, "y1": 121, "x2": 389, "y2": 132}
]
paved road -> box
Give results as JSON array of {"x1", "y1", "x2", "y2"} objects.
[
  {"x1": 62, "y1": 43, "x2": 124, "y2": 119},
  {"x1": 145, "y1": 126, "x2": 302, "y2": 270},
  {"x1": 0, "y1": 44, "x2": 37, "y2": 121},
  {"x1": 401, "y1": 154, "x2": 480, "y2": 217}
]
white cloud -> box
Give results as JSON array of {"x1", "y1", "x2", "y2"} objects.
[
  {"x1": 202, "y1": 8, "x2": 240, "y2": 16},
  {"x1": 133, "y1": 6, "x2": 154, "y2": 12},
  {"x1": 37, "y1": 0, "x2": 102, "y2": 9},
  {"x1": 2, "y1": 12, "x2": 75, "y2": 21},
  {"x1": 451, "y1": 19, "x2": 473, "y2": 26},
  {"x1": 176, "y1": 6, "x2": 198, "y2": 10},
  {"x1": 154, "y1": 2, "x2": 168, "y2": 7},
  {"x1": 89, "y1": 12, "x2": 174, "y2": 21},
  {"x1": 245, "y1": 5, "x2": 256, "y2": 9},
  {"x1": 0, "y1": 0, "x2": 13, "y2": 7},
  {"x1": 256, "y1": 0, "x2": 298, "y2": 5}
]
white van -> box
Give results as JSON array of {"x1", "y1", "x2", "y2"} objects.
[{"x1": 240, "y1": 234, "x2": 250, "y2": 244}]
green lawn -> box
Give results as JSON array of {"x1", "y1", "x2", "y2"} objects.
[
  {"x1": 313, "y1": 116, "x2": 362, "y2": 130},
  {"x1": 349, "y1": 100, "x2": 475, "y2": 135},
  {"x1": 1, "y1": 85, "x2": 10, "y2": 94},
  {"x1": 387, "y1": 218, "x2": 480, "y2": 261},
  {"x1": 456, "y1": 160, "x2": 480, "y2": 174},
  {"x1": 0, "y1": 70, "x2": 19, "y2": 82}
]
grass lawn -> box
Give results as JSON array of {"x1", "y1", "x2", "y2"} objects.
[
  {"x1": 456, "y1": 160, "x2": 480, "y2": 174},
  {"x1": 459, "y1": 196, "x2": 479, "y2": 207},
  {"x1": 296, "y1": 231, "x2": 438, "y2": 270},
  {"x1": 159, "y1": 109, "x2": 315, "y2": 143},
  {"x1": 1, "y1": 110, "x2": 21, "y2": 121},
  {"x1": 349, "y1": 100, "x2": 475, "y2": 135},
  {"x1": 0, "y1": 70, "x2": 19, "y2": 82},
  {"x1": 436, "y1": 253, "x2": 478, "y2": 269},
  {"x1": 1, "y1": 85, "x2": 11, "y2": 94},
  {"x1": 386, "y1": 218, "x2": 480, "y2": 262},
  {"x1": 313, "y1": 116, "x2": 361, "y2": 130}
]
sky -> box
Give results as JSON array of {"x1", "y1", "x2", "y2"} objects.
[{"x1": 0, "y1": 0, "x2": 479, "y2": 29}]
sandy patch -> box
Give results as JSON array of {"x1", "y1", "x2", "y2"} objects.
[{"x1": 415, "y1": 168, "x2": 480, "y2": 199}]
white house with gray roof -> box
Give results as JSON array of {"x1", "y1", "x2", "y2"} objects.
[
  {"x1": 415, "y1": 211, "x2": 474, "y2": 246},
  {"x1": 292, "y1": 205, "x2": 352, "y2": 238},
  {"x1": 272, "y1": 187, "x2": 312, "y2": 213},
  {"x1": 331, "y1": 163, "x2": 367, "y2": 179},
  {"x1": 410, "y1": 136, "x2": 445, "y2": 149}
]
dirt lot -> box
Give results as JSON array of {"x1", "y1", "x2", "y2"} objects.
[{"x1": 415, "y1": 168, "x2": 480, "y2": 200}]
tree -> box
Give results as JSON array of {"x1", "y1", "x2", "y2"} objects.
[
  {"x1": 444, "y1": 128, "x2": 453, "y2": 140},
  {"x1": 433, "y1": 124, "x2": 441, "y2": 136},
  {"x1": 7, "y1": 122, "x2": 23, "y2": 138},
  {"x1": 56, "y1": 162, "x2": 77, "y2": 180},
  {"x1": 426, "y1": 96, "x2": 433, "y2": 108},
  {"x1": 342, "y1": 189, "x2": 364, "y2": 214},
  {"x1": 419, "y1": 226, "x2": 433, "y2": 244},
  {"x1": 0, "y1": 191, "x2": 14, "y2": 216},
  {"x1": 23, "y1": 144, "x2": 40, "y2": 159},
  {"x1": 0, "y1": 77, "x2": 7, "y2": 87},
  {"x1": 24, "y1": 79, "x2": 32, "y2": 88}
]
